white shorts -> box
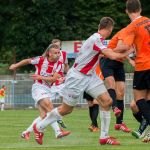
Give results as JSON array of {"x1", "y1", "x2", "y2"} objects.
[
  {"x1": 0, "y1": 98, "x2": 5, "y2": 103},
  {"x1": 32, "y1": 83, "x2": 51, "y2": 105},
  {"x1": 60, "y1": 68, "x2": 107, "y2": 106},
  {"x1": 50, "y1": 84, "x2": 65, "y2": 101}
]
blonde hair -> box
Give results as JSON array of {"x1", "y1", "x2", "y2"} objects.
[{"x1": 42, "y1": 44, "x2": 60, "y2": 57}]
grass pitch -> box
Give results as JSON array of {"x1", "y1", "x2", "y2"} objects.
[{"x1": 0, "y1": 108, "x2": 150, "y2": 150}]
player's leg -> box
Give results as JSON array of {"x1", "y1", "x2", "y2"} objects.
[
  {"x1": 1, "y1": 103, "x2": 4, "y2": 111},
  {"x1": 21, "y1": 105, "x2": 45, "y2": 140},
  {"x1": 84, "y1": 92, "x2": 99, "y2": 132},
  {"x1": 130, "y1": 100, "x2": 148, "y2": 138},
  {"x1": 87, "y1": 74, "x2": 120, "y2": 145},
  {"x1": 101, "y1": 58, "x2": 121, "y2": 117},
  {"x1": 34, "y1": 69, "x2": 85, "y2": 144},
  {"x1": 133, "y1": 70, "x2": 150, "y2": 142},
  {"x1": 0, "y1": 98, "x2": 5, "y2": 111},
  {"x1": 115, "y1": 81, "x2": 131, "y2": 132}
]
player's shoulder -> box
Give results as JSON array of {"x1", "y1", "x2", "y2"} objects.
[{"x1": 61, "y1": 50, "x2": 67, "y2": 55}]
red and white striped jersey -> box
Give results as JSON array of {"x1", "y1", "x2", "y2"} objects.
[
  {"x1": 59, "y1": 50, "x2": 68, "y2": 64},
  {"x1": 58, "y1": 50, "x2": 68, "y2": 75},
  {"x1": 74, "y1": 33, "x2": 107, "y2": 75},
  {"x1": 31, "y1": 56, "x2": 62, "y2": 87},
  {"x1": 52, "y1": 50, "x2": 68, "y2": 86}
]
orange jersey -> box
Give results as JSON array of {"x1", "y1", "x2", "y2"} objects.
[
  {"x1": 0, "y1": 89, "x2": 5, "y2": 98},
  {"x1": 95, "y1": 63, "x2": 104, "y2": 80},
  {"x1": 108, "y1": 28, "x2": 131, "y2": 62},
  {"x1": 122, "y1": 16, "x2": 150, "y2": 71}
]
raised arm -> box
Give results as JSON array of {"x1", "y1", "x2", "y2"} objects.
[{"x1": 9, "y1": 58, "x2": 31, "y2": 70}]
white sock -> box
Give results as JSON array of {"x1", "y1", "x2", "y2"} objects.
[
  {"x1": 1, "y1": 104, "x2": 4, "y2": 111},
  {"x1": 37, "y1": 108, "x2": 62, "y2": 132},
  {"x1": 100, "y1": 110, "x2": 111, "y2": 139},
  {"x1": 50, "y1": 122, "x2": 61, "y2": 138},
  {"x1": 26, "y1": 116, "x2": 42, "y2": 133}
]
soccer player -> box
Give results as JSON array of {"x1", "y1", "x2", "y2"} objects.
[
  {"x1": 32, "y1": 17, "x2": 132, "y2": 145},
  {"x1": 100, "y1": 27, "x2": 134, "y2": 133},
  {"x1": 51, "y1": 39, "x2": 69, "y2": 74},
  {"x1": 0, "y1": 85, "x2": 6, "y2": 111},
  {"x1": 86, "y1": 62, "x2": 103, "y2": 132},
  {"x1": 124, "y1": 0, "x2": 150, "y2": 142},
  {"x1": 20, "y1": 41, "x2": 70, "y2": 140},
  {"x1": 9, "y1": 44, "x2": 70, "y2": 144}
]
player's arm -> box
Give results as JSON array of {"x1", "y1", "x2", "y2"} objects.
[
  {"x1": 126, "y1": 56, "x2": 135, "y2": 67},
  {"x1": 102, "y1": 48, "x2": 133, "y2": 60},
  {"x1": 30, "y1": 72, "x2": 61, "y2": 83},
  {"x1": 9, "y1": 59, "x2": 31, "y2": 70}
]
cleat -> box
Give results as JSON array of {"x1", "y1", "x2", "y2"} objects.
[
  {"x1": 142, "y1": 128, "x2": 150, "y2": 143},
  {"x1": 99, "y1": 137, "x2": 120, "y2": 145},
  {"x1": 114, "y1": 123, "x2": 131, "y2": 133},
  {"x1": 88, "y1": 126, "x2": 100, "y2": 132},
  {"x1": 142, "y1": 131, "x2": 150, "y2": 143},
  {"x1": 21, "y1": 131, "x2": 30, "y2": 140},
  {"x1": 132, "y1": 130, "x2": 141, "y2": 139},
  {"x1": 57, "y1": 129, "x2": 71, "y2": 139},
  {"x1": 57, "y1": 120, "x2": 67, "y2": 128},
  {"x1": 113, "y1": 107, "x2": 121, "y2": 117},
  {"x1": 33, "y1": 124, "x2": 44, "y2": 145}
]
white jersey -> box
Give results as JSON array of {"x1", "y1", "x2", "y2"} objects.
[{"x1": 74, "y1": 33, "x2": 107, "y2": 75}]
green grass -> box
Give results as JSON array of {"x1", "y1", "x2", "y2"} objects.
[{"x1": 0, "y1": 108, "x2": 150, "y2": 150}]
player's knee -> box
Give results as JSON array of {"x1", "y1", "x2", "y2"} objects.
[
  {"x1": 58, "y1": 105, "x2": 74, "y2": 116},
  {"x1": 107, "y1": 97, "x2": 113, "y2": 107},
  {"x1": 130, "y1": 100, "x2": 138, "y2": 112}
]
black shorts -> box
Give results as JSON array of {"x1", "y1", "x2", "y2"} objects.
[
  {"x1": 133, "y1": 69, "x2": 150, "y2": 90},
  {"x1": 100, "y1": 58, "x2": 125, "y2": 82},
  {"x1": 83, "y1": 92, "x2": 94, "y2": 101}
]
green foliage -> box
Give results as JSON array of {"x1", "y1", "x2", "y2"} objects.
[{"x1": 0, "y1": 0, "x2": 150, "y2": 73}]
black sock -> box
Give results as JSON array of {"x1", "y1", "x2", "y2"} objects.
[
  {"x1": 89, "y1": 106, "x2": 93, "y2": 125},
  {"x1": 138, "y1": 118, "x2": 149, "y2": 134},
  {"x1": 91, "y1": 104, "x2": 99, "y2": 127},
  {"x1": 108, "y1": 89, "x2": 117, "y2": 109},
  {"x1": 136, "y1": 99, "x2": 150, "y2": 125},
  {"x1": 116, "y1": 100, "x2": 124, "y2": 124},
  {"x1": 146, "y1": 100, "x2": 150, "y2": 107},
  {"x1": 133, "y1": 111, "x2": 143, "y2": 123}
]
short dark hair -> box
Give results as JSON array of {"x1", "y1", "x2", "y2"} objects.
[
  {"x1": 126, "y1": 0, "x2": 141, "y2": 13},
  {"x1": 98, "y1": 17, "x2": 114, "y2": 30}
]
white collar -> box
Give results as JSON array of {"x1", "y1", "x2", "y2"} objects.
[{"x1": 132, "y1": 15, "x2": 142, "y2": 22}]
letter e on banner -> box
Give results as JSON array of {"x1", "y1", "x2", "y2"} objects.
[{"x1": 74, "y1": 41, "x2": 82, "y2": 53}]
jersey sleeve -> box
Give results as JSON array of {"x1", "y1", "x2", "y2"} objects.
[
  {"x1": 93, "y1": 38, "x2": 107, "y2": 52},
  {"x1": 30, "y1": 56, "x2": 41, "y2": 65}
]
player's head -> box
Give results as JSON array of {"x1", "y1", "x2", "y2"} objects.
[
  {"x1": 44, "y1": 44, "x2": 60, "y2": 62},
  {"x1": 126, "y1": 0, "x2": 141, "y2": 14},
  {"x1": 51, "y1": 39, "x2": 62, "y2": 49},
  {"x1": 98, "y1": 17, "x2": 114, "y2": 38},
  {"x1": 2, "y1": 85, "x2": 6, "y2": 90}
]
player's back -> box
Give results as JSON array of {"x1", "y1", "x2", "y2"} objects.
[
  {"x1": 74, "y1": 33, "x2": 106, "y2": 75},
  {"x1": 126, "y1": 16, "x2": 150, "y2": 71}
]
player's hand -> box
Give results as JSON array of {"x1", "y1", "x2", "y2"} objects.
[
  {"x1": 9, "y1": 64, "x2": 17, "y2": 70},
  {"x1": 129, "y1": 59, "x2": 135, "y2": 67},
  {"x1": 58, "y1": 77, "x2": 65, "y2": 84},
  {"x1": 30, "y1": 74, "x2": 42, "y2": 80}
]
